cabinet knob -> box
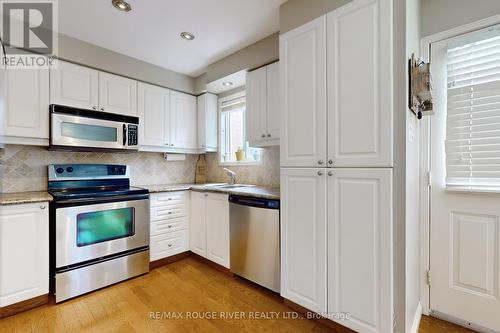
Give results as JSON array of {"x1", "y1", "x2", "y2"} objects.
[
  {"x1": 168, "y1": 198, "x2": 172, "y2": 201},
  {"x1": 100, "y1": 107, "x2": 105, "y2": 111},
  {"x1": 40, "y1": 205, "x2": 46, "y2": 210},
  {"x1": 328, "y1": 159, "x2": 333, "y2": 165},
  {"x1": 168, "y1": 211, "x2": 172, "y2": 215},
  {"x1": 204, "y1": 193, "x2": 208, "y2": 197},
  {"x1": 168, "y1": 244, "x2": 172, "y2": 248},
  {"x1": 261, "y1": 134, "x2": 266, "y2": 138},
  {"x1": 170, "y1": 144, "x2": 174, "y2": 147},
  {"x1": 168, "y1": 225, "x2": 172, "y2": 228},
  {"x1": 328, "y1": 171, "x2": 333, "y2": 176},
  {"x1": 92, "y1": 106, "x2": 97, "y2": 110},
  {"x1": 267, "y1": 134, "x2": 271, "y2": 137},
  {"x1": 318, "y1": 160, "x2": 324, "y2": 165},
  {"x1": 317, "y1": 171, "x2": 324, "y2": 176}
]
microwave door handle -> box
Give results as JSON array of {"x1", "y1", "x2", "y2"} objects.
[{"x1": 123, "y1": 124, "x2": 127, "y2": 146}]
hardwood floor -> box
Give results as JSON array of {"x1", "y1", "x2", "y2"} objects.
[{"x1": 0, "y1": 257, "x2": 479, "y2": 333}]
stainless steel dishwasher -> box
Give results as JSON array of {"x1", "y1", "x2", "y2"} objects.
[{"x1": 229, "y1": 195, "x2": 280, "y2": 292}]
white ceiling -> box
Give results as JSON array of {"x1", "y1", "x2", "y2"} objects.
[{"x1": 58, "y1": 0, "x2": 285, "y2": 77}]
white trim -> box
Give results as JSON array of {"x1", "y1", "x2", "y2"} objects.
[
  {"x1": 3, "y1": 136, "x2": 49, "y2": 146},
  {"x1": 410, "y1": 302, "x2": 423, "y2": 333},
  {"x1": 419, "y1": 13, "x2": 500, "y2": 317}
]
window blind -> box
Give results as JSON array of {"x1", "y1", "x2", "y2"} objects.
[
  {"x1": 220, "y1": 95, "x2": 245, "y2": 113},
  {"x1": 446, "y1": 31, "x2": 500, "y2": 189}
]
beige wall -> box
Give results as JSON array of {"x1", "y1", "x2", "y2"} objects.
[
  {"x1": 279, "y1": 0, "x2": 352, "y2": 33},
  {"x1": 58, "y1": 35, "x2": 196, "y2": 94},
  {"x1": 204, "y1": 33, "x2": 279, "y2": 84},
  {"x1": 421, "y1": 0, "x2": 500, "y2": 37}
]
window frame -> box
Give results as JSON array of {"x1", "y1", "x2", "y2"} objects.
[{"x1": 218, "y1": 91, "x2": 262, "y2": 166}]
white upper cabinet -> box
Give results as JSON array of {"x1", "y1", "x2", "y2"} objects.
[
  {"x1": 246, "y1": 62, "x2": 280, "y2": 147},
  {"x1": 0, "y1": 202, "x2": 49, "y2": 307},
  {"x1": 327, "y1": 0, "x2": 393, "y2": 167},
  {"x1": 281, "y1": 168, "x2": 327, "y2": 313},
  {"x1": 50, "y1": 60, "x2": 99, "y2": 110},
  {"x1": 98, "y1": 72, "x2": 138, "y2": 116},
  {"x1": 266, "y1": 61, "x2": 280, "y2": 140},
  {"x1": 327, "y1": 168, "x2": 392, "y2": 333},
  {"x1": 246, "y1": 66, "x2": 267, "y2": 143},
  {"x1": 3, "y1": 64, "x2": 49, "y2": 144},
  {"x1": 205, "y1": 193, "x2": 230, "y2": 268},
  {"x1": 170, "y1": 91, "x2": 197, "y2": 150},
  {"x1": 137, "y1": 82, "x2": 170, "y2": 148},
  {"x1": 280, "y1": 16, "x2": 327, "y2": 167},
  {"x1": 197, "y1": 93, "x2": 218, "y2": 152}
]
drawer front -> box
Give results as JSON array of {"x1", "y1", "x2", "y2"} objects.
[
  {"x1": 151, "y1": 205, "x2": 187, "y2": 221},
  {"x1": 150, "y1": 217, "x2": 188, "y2": 236},
  {"x1": 150, "y1": 230, "x2": 188, "y2": 261},
  {"x1": 150, "y1": 191, "x2": 188, "y2": 208}
]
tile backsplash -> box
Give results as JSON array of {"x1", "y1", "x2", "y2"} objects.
[
  {"x1": 0, "y1": 145, "x2": 197, "y2": 193},
  {"x1": 205, "y1": 146, "x2": 280, "y2": 187}
]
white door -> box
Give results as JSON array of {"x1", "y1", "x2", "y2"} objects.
[
  {"x1": 327, "y1": 0, "x2": 393, "y2": 168},
  {"x1": 328, "y1": 168, "x2": 393, "y2": 333},
  {"x1": 50, "y1": 60, "x2": 99, "y2": 110},
  {"x1": 0, "y1": 202, "x2": 49, "y2": 307},
  {"x1": 98, "y1": 72, "x2": 137, "y2": 116},
  {"x1": 170, "y1": 91, "x2": 197, "y2": 149},
  {"x1": 189, "y1": 191, "x2": 207, "y2": 257},
  {"x1": 280, "y1": 16, "x2": 327, "y2": 167},
  {"x1": 280, "y1": 168, "x2": 327, "y2": 313},
  {"x1": 4, "y1": 64, "x2": 49, "y2": 141},
  {"x1": 430, "y1": 33, "x2": 500, "y2": 331},
  {"x1": 206, "y1": 193, "x2": 230, "y2": 268},
  {"x1": 246, "y1": 66, "x2": 267, "y2": 143},
  {"x1": 266, "y1": 61, "x2": 280, "y2": 140},
  {"x1": 138, "y1": 82, "x2": 170, "y2": 148}
]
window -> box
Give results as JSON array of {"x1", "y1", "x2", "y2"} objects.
[
  {"x1": 446, "y1": 27, "x2": 500, "y2": 190},
  {"x1": 219, "y1": 92, "x2": 261, "y2": 165}
]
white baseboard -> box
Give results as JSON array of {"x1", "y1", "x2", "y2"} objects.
[{"x1": 410, "y1": 302, "x2": 423, "y2": 333}]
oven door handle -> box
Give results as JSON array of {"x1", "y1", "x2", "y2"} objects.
[
  {"x1": 123, "y1": 124, "x2": 127, "y2": 146},
  {"x1": 55, "y1": 193, "x2": 149, "y2": 207}
]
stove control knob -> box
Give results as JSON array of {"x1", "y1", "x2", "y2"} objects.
[
  {"x1": 56, "y1": 168, "x2": 64, "y2": 174},
  {"x1": 66, "y1": 167, "x2": 74, "y2": 173}
]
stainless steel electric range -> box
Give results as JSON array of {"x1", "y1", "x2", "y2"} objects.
[{"x1": 48, "y1": 164, "x2": 150, "y2": 303}]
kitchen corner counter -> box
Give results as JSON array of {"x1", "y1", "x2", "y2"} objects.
[
  {"x1": 136, "y1": 183, "x2": 280, "y2": 200},
  {"x1": 0, "y1": 191, "x2": 53, "y2": 205}
]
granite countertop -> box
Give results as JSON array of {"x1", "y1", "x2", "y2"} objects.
[
  {"x1": 0, "y1": 191, "x2": 53, "y2": 205},
  {"x1": 137, "y1": 183, "x2": 280, "y2": 200}
]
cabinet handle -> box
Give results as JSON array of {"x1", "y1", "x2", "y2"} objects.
[
  {"x1": 204, "y1": 193, "x2": 208, "y2": 197},
  {"x1": 267, "y1": 134, "x2": 271, "y2": 138},
  {"x1": 168, "y1": 198, "x2": 172, "y2": 201},
  {"x1": 261, "y1": 134, "x2": 266, "y2": 138},
  {"x1": 92, "y1": 106, "x2": 97, "y2": 110},
  {"x1": 40, "y1": 205, "x2": 46, "y2": 210},
  {"x1": 100, "y1": 107, "x2": 105, "y2": 111},
  {"x1": 328, "y1": 159, "x2": 333, "y2": 165},
  {"x1": 318, "y1": 160, "x2": 324, "y2": 165},
  {"x1": 168, "y1": 211, "x2": 172, "y2": 215},
  {"x1": 170, "y1": 144, "x2": 174, "y2": 147},
  {"x1": 317, "y1": 171, "x2": 323, "y2": 176},
  {"x1": 168, "y1": 225, "x2": 172, "y2": 229},
  {"x1": 328, "y1": 171, "x2": 333, "y2": 176},
  {"x1": 168, "y1": 244, "x2": 172, "y2": 248}
]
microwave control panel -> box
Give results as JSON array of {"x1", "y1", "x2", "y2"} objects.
[{"x1": 128, "y1": 124, "x2": 138, "y2": 146}]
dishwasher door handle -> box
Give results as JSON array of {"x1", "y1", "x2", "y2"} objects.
[{"x1": 229, "y1": 195, "x2": 280, "y2": 209}]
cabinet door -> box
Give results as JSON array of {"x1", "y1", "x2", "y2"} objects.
[
  {"x1": 205, "y1": 193, "x2": 230, "y2": 268},
  {"x1": 327, "y1": 0, "x2": 393, "y2": 167},
  {"x1": 0, "y1": 202, "x2": 49, "y2": 307},
  {"x1": 246, "y1": 67, "x2": 267, "y2": 143},
  {"x1": 98, "y1": 72, "x2": 138, "y2": 116},
  {"x1": 280, "y1": 16, "x2": 327, "y2": 167},
  {"x1": 281, "y1": 168, "x2": 327, "y2": 313},
  {"x1": 170, "y1": 91, "x2": 197, "y2": 149},
  {"x1": 328, "y1": 168, "x2": 392, "y2": 333},
  {"x1": 266, "y1": 61, "x2": 280, "y2": 141},
  {"x1": 197, "y1": 94, "x2": 207, "y2": 149},
  {"x1": 4, "y1": 65, "x2": 49, "y2": 141},
  {"x1": 205, "y1": 93, "x2": 218, "y2": 151},
  {"x1": 50, "y1": 60, "x2": 99, "y2": 110},
  {"x1": 190, "y1": 191, "x2": 207, "y2": 257},
  {"x1": 138, "y1": 82, "x2": 170, "y2": 147}
]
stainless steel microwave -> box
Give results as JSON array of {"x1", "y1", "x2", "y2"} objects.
[{"x1": 50, "y1": 104, "x2": 139, "y2": 152}]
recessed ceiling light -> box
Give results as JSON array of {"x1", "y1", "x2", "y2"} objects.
[
  {"x1": 180, "y1": 32, "x2": 195, "y2": 41},
  {"x1": 112, "y1": 0, "x2": 131, "y2": 12},
  {"x1": 222, "y1": 81, "x2": 233, "y2": 87}
]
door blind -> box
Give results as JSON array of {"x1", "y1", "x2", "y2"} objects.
[{"x1": 446, "y1": 31, "x2": 500, "y2": 189}]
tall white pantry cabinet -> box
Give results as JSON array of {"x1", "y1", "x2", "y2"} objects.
[{"x1": 279, "y1": 1, "x2": 393, "y2": 333}]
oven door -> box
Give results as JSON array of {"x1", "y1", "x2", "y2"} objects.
[
  {"x1": 51, "y1": 113, "x2": 128, "y2": 150},
  {"x1": 55, "y1": 198, "x2": 149, "y2": 268}
]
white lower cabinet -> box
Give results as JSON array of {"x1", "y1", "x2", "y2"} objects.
[
  {"x1": 281, "y1": 168, "x2": 393, "y2": 333},
  {"x1": 190, "y1": 191, "x2": 230, "y2": 268},
  {"x1": 149, "y1": 192, "x2": 189, "y2": 261},
  {"x1": 0, "y1": 202, "x2": 49, "y2": 307}
]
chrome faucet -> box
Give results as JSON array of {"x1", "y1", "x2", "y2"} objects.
[{"x1": 223, "y1": 168, "x2": 237, "y2": 185}]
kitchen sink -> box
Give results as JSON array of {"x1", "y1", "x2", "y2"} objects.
[{"x1": 209, "y1": 184, "x2": 254, "y2": 189}]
